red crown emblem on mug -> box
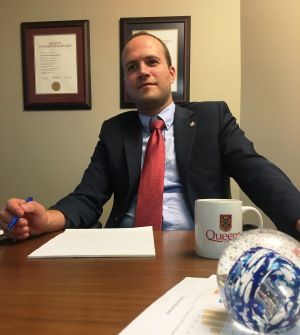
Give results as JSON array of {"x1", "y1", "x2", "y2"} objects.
[{"x1": 220, "y1": 214, "x2": 232, "y2": 232}]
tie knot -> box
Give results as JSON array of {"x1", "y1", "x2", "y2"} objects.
[{"x1": 150, "y1": 119, "x2": 165, "y2": 132}]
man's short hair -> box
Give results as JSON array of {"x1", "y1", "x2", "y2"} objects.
[{"x1": 122, "y1": 31, "x2": 172, "y2": 67}]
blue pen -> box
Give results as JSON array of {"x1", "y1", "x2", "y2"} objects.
[{"x1": 7, "y1": 197, "x2": 33, "y2": 231}]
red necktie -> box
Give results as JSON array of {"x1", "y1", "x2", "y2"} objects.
[{"x1": 135, "y1": 119, "x2": 165, "y2": 230}]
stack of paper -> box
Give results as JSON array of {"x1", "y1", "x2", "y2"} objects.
[
  {"x1": 119, "y1": 275, "x2": 300, "y2": 335},
  {"x1": 28, "y1": 226, "x2": 155, "y2": 258}
]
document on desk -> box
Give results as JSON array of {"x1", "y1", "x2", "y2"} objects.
[
  {"x1": 28, "y1": 226, "x2": 155, "y2": 258},
  {"x1": 119, "y1": 275, "x2": 300, "y2": 335},
  {"x1": 0, "y1": 229, "x2": 6, "y2": 241}
]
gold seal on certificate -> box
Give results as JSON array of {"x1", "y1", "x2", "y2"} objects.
[{"x1": 52, "y1": 81, "x2": 61, "y2": 92}]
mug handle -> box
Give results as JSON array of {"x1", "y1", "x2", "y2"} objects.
[{"x1": 242, "y1": 206, "x2": 263, "y2": 229}]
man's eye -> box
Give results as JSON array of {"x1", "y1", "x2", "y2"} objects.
[
  {"x1": 127, "y1": 64, "x2": 137, "y2": 72},
  {"x1": 148, "y1": 59, "x2": 158, "y2": 66}
]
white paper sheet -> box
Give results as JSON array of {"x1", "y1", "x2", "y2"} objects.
[
  {"x1": 34, "y1": 34, "x2": 78, "y2": 94},
  {"x1": 119, "y1": 275, "x2": 300, "y2": 335},
  {"x1": 0, "y1": 229, "x2": 6, "y2": 241},
  {"x1": 28, "y1": 226, "x2": 155, "y2": 258}
]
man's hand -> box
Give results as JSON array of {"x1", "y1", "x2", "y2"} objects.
[{"x1": 0, "y1": 198, "x2": 66, "y2": 240}]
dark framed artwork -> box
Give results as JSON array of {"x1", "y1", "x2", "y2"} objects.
[
  {"x1": 21, "y1": 20, "x2": 91, "y2": 110},
  {"x1": 119, "y1": 16, "x2": 191, "y2": 109}
]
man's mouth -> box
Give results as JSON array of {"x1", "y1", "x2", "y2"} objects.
[{"x1": 137, "y1": 82, "x2": 156, "y2": 89}]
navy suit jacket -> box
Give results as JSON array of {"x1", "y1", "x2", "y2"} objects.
[{"x1": 52, "y1": 102, "x2": 300, "y2": 238}]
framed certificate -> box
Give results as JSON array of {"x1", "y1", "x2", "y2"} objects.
[
  {"x1": 119, "y1": 16, "x2": 191, "y2": 108},
  {"x1": 21, "y1": 20, "x2": 91, "y2": 110}
]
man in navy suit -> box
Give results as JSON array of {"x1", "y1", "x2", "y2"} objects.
[{"x1": 1, "y1": 32, "x2": 300, "y2": 239}]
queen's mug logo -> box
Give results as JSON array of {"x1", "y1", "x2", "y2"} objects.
[
  {"x1": 195, "y1": 199, "x2": 263, "y2": 258},
  {"x1": 220, "y1": 214, "x2": 232, "y2": 232}
]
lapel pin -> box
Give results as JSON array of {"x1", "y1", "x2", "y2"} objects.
[{"x1": 189, "y1": 121, "x2": 196, "y2": 127}]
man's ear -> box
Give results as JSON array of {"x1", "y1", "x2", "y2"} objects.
[{"x1": 169, "y1": 66, "x2": 176, "y2": 84}]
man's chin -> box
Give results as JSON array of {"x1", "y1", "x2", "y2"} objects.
[
  {"x1": 135, "y1": 96, "x2": 161, "y2": 108},
  {"x1": 134, "y1": 96, "x2": 171, "y2": 115}
]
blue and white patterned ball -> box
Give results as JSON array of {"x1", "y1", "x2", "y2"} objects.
[{"x1": 217, "y1": 229, "x2": 300, "y2": 334}]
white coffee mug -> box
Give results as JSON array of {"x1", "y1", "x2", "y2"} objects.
[{"x1": 195, "y1": 199, "x2": 263, "y2": 259}]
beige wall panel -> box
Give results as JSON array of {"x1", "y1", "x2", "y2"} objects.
[
  {"x1": 0, "y1": 0, "x2": 240, "y2": 224},
  {"x1": 241, "y1": 0, "x2": 300, "y2": 227}
]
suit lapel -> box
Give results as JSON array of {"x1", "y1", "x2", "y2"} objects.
[
  {"x1": 174, "y1": 105, "x2": 196, "y2": 181},
  {"x1": 124, "y1": 113, "x2": 143, "y2": 189}
]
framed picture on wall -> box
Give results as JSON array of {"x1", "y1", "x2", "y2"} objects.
[
  {"x1": 21, "y1": 20, "x2": 91, "y2": 110},
  {"x1": 119, "y1": 16, "x2": 191, "y2": 109}
]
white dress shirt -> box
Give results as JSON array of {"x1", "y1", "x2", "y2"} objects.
[{"x1": 119, "y1": 102, "x2": 194, "y2": 230}]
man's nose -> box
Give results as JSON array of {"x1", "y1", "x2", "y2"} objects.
[{"x1": 138, "y1": 62, "x2": 150, "y2": 76}]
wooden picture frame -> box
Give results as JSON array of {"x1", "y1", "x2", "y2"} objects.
[{"x1": 21, "y1": 20, "x2": 91, "y2": 110}]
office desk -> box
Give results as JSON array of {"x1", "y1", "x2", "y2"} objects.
[{"x1": 0, "y1": 231, "x2": 217, "y2": 335}]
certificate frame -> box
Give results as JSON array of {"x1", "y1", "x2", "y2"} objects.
[
  {"x1": 21, "y1": 20, "x2": 91, "y2": 110},
  {"x1": 119, "y1": 16, "x2": 191, "y2": 109}
]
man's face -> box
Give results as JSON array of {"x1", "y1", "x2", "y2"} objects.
[{"x1": 122, "y1": 35, "x2": 176, "y2": 115}]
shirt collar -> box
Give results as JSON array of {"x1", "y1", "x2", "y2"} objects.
[{"x1": 138, "y1": 102, "x2": 175, "y2": 131}]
